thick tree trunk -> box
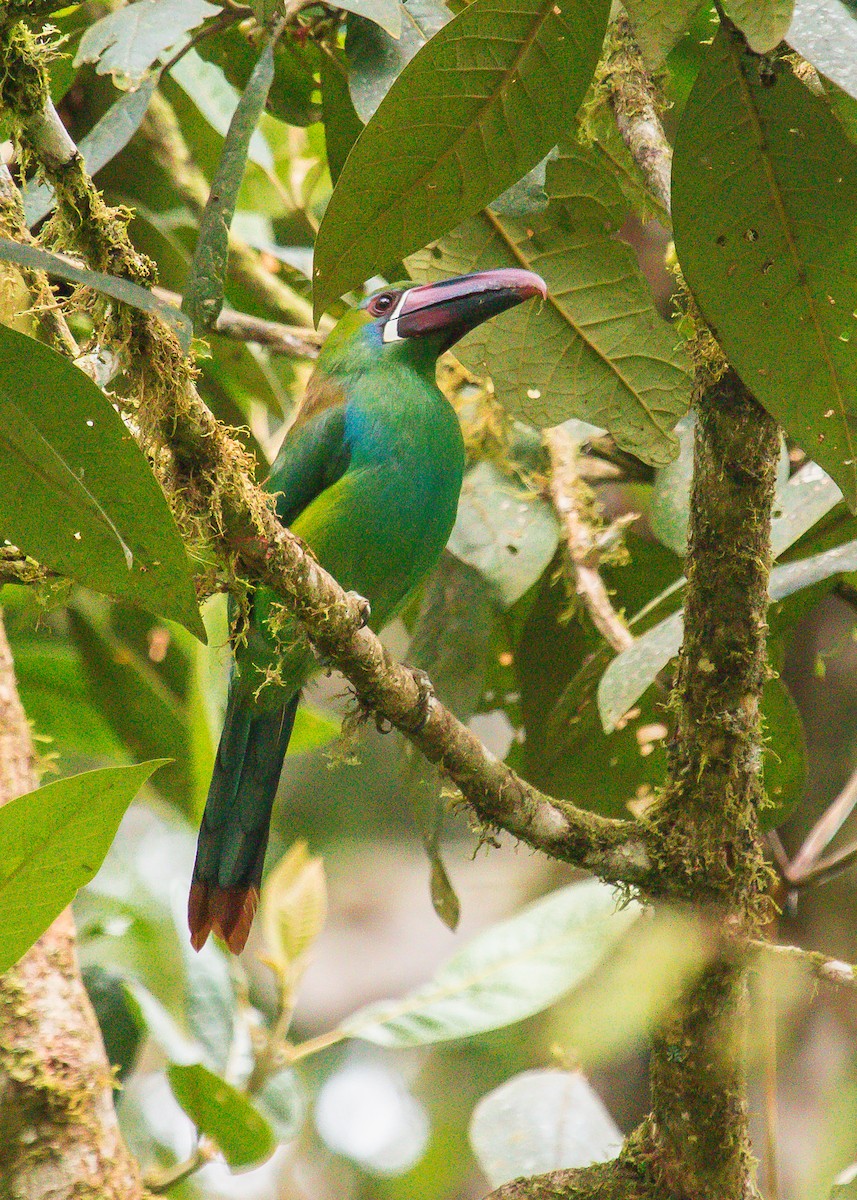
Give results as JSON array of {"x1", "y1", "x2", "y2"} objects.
[{"x1": 0, "y1": 612, "x2": 145, "y2": 1200}]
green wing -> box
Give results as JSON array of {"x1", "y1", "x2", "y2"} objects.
[{"x1": 267, "y1": 396, "x2": 351, "y2": 527}]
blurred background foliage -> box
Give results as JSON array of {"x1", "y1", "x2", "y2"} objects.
[{"x1": 3, "y1": 0, "x2": 857, "y2": 1196}]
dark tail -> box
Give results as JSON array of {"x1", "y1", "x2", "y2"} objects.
[{"x1": 189, "y1": 691, "x2": 299, "y2": 954}]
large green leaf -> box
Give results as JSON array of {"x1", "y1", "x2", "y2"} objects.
[
  {"x1": 721, "y1": 0, "x2": 794, "y2": 52},
  {"x1": 0, "y1": 326, "x2": 204, "y2": 638},
  {"x1": 183, "y1": 35, "x2": 279, "y2": 331},
  {"x1": 75, "y1": 0, "x2": 219, "y2": 87},
  {"x1": 622, "y1": 0, "x2": 706, "y2": 68},
  {"x1": 346, "y1": 0, "x2": 452, "y2": 121},
  {"x1": 167, "y1": 1063, "x2": 276, "y2": 1167},
  {"x1": 340, "y1": 879, "x2": 641, "y2": 1046},
  {"x1": 672, "y1": 30, "x2": 857, "y2": 507},
  {"x1": 0, "y1": 761, "x2": 166, "y2": 975},
  {"x1": 409, "y1": 145, "x2": 692, "y2": 463},
  {"x1": 320, "y1": 50, "x2": 364, "y2": 186},
  {"x1": 313, "y1": 0, "x2": 612, "y2": 317}
]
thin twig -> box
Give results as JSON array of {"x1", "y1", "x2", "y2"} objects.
[
  {"x1": 750, "y1": 939, "x2": 857, "y2": 992},
  {"x1": 152, "y1": 286, "x2": 321, "y2": 358},
  {"x1": 146, "y1": 1142, "x2": 216, "y2": 1193},
  {"x1": 544, "y1": 425, "x2": 636, "y2": 654},
  {"x1": 787, "y1": 763, "x2": 857, "y2": 882}
]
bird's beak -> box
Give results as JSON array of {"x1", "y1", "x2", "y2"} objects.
[{"x1": 384, "y1": 268, "x2": 547, "y2": 348}]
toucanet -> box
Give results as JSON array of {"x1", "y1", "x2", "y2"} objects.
[{"x1": 189, "y1": 268, "x2": 547, "y2": 953}]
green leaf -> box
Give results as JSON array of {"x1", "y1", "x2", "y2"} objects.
[
  {"x1": 408, "y1": 145, "x2": 692, "y2": 464},
  {"x1": 255, "y1": 1070, "x2": 305, "y2": 1140},
  {"x1": 181, "y1": 940, "x2": 235, "y2": 1074},
  {"x1": 0, "y1": 237, "x2": 192, "y2": 351},
  {"x1": 470, "y1": 1069, "x2": 622, "y2": 1187},
  {"x1": 183, "y1": 36, "x2": 278, "y2": 331},
  {"x1": 346, "y1": 0, "x2": 452, "y2": 122},
  {"x1": 313, "y1": 0, "x2": 612, "y2": 318},
  {"x1": 672, "y1": 30, "x2": 857, "y2": 507},
  {"x1": 340, "y1": 879, "x2": 641, "y2": 1046},
  {"x1": 67, "y1": 604, "x2": 205, "y2": 817},
  {"x1": 721, "y1": 0, "x2": 794, "y2": 52},
  {"x1": 0, "y1": 761, "x2": 166, "y2": 975},
  {"x1": 288, "y1": 703, "x2": 341, "y2": 755},
  {"x1": 447, "y1": 460, "x2": 559, "y2": 608},
  {"x1": 170, "y1": 49, "x2": 274, "y2": 170},
  {"x1": 622, "y1": 0, "x2": 706, "y2": 68},
  {"x1": 0, "y1": 325, "x2": 204, "y2": 638},
  {"x1": 320, "y1": 50, "x2": 364, "y2": 185},
  {"x1": 761, "y1": 675, "x2": 807, "y2": 829},
  {"x1": 197, "y1": 27, "x2": 322, "y2": 128},
  {"x1": 167, "y1": 1062, "x2": 276, "y2": 1168},
  {"x1": 328, "y1": 0, "x2": 403, "y2": 37},
  {"x1": 787, "y1": 0, "x2": 857, "y2": 101},
  {"x1": 24, "y1": 76, "x2": 159, "y2": 227},
  {"x1": 75, "y1": 0, "x2": 219, "y2": 87},
  {"x1": 81, "y1": 964, "x2": 146, "y2": 1081}
]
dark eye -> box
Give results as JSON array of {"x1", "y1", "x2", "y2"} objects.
[{"x1": 369, "y1": 292, "x2": 395, "y2": 317}]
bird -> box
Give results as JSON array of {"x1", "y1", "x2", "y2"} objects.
[{"x1": 188, "y1": 267, "x2": 547, "y2": 953}]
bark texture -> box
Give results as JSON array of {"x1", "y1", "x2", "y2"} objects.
[{"x1": 0, "y1": 613, "x2": 145, "y2": 1200}]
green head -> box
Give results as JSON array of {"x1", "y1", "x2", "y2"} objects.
[{"x1": 318, "y1": 269, "x2": 547, "y2": 376}]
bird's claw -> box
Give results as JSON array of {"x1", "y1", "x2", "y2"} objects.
[
  {"x1": 346, "y1": 592, "x2": 371, "y2": 628},
  {"x1": 410, "y1": 668, "x2": 435, "y2": 732}
]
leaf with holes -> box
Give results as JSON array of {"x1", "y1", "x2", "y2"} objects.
[
  {"x1": 313, "y1": 0, "x2": 611, "y2": 318},
  {"x1": 673, "y1": 30, "x2": 857, "y2": 507},
  {"x1": 0, "y1": 326, "x2": 204, "y2": 638},
  {"x1": 409, "y1": 144, "x2": 691, "y2": 464}
]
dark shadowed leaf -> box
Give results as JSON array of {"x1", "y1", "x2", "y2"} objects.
[
  {"x1": 0, "y1": 326, "x2": 203, "y2": 637},
  {"x1": 346, "y1": 0, "x2": 452, "y2": 122},
  {"x1": 197, "y1": 26, "x2": 322, "y2": 128},
  {"x1": 168, "y1": 1063, "x2": 276, "y2": 1167},
  {"x1": 672, "y1": 29, "x2": 857, "y2": 507},
  {"x1": 75, "y1": 0, "x2": 219, "y2": 87},
  {"x1": 313, "y1": 0, "x2": 612, "y2": 317},
  {"x1": 0, "y1": 761, "x2": 167, "y2": 975},
  {"x1": 340, "y1": 879, "x2": 641, "y2": 1046},
  {"x1": 320, "y1": 50, "x2": 364, "y2": 185},
  {"x1": 82, "y1": 964, "x2": 146, "y2": 1081},
  {"x1": 409, "y1": 145, "x2": 692, "y2": 464},
  {"x1": 328, "y1": 0, "x2": 402, "y2": 37}
]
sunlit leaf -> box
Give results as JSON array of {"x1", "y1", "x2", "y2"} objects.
[
  {"x1": 313, "y1": 0, "x2": 611, "y2": 317},
  {"x1": 0, "y1": 326, "x2": 203, "y2": 637},
  {"x1": 722, "y1": 0, "x2": 794, "y2": 52},
  {"x1": 787, "y1": 0, "x2": 857, "y2": 101},
  {"x1": 260, "y1": 841, "x2": 327, "y2": 978},
  {"x1": 622, "y1": 0, "x2": 706, "y2": 68},
  {"x1": 75, "y1": 0, "x2": 219, "y2": 87},
  {"x1": 0, "y1": 761, "x2": 166, "y2": 975},
  {"x1": 340, "y1": 879, "x2": 641, "y2": 1046},
  {"x1": 672, "y1": 29, "x2": 857, "y2": 506},
  {"x1": 167, "y1": 1062, "x2": 276, "y2": 1167},
  {"x1": 470, "y1": 1070, "x2": 622, "y2": 1187},
  {"x1": 409, "y1": 145, "x2": 692, "y2": 463}
]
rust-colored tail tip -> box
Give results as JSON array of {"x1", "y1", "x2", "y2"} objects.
[{"x1": 188, "y1": 881, "x2": 259, "y2": 955}]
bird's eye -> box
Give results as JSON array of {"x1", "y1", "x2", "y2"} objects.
[{"x1": 369, "y1": 293, "x2": 395, "y2": 316}]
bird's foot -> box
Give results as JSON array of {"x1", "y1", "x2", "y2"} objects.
[
  {"x1": 410, "y1": 668, "x2": 436, "y2": 732},
  {"x1": 346, "y1": 591, "x2": 371, "y2": 628}
]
